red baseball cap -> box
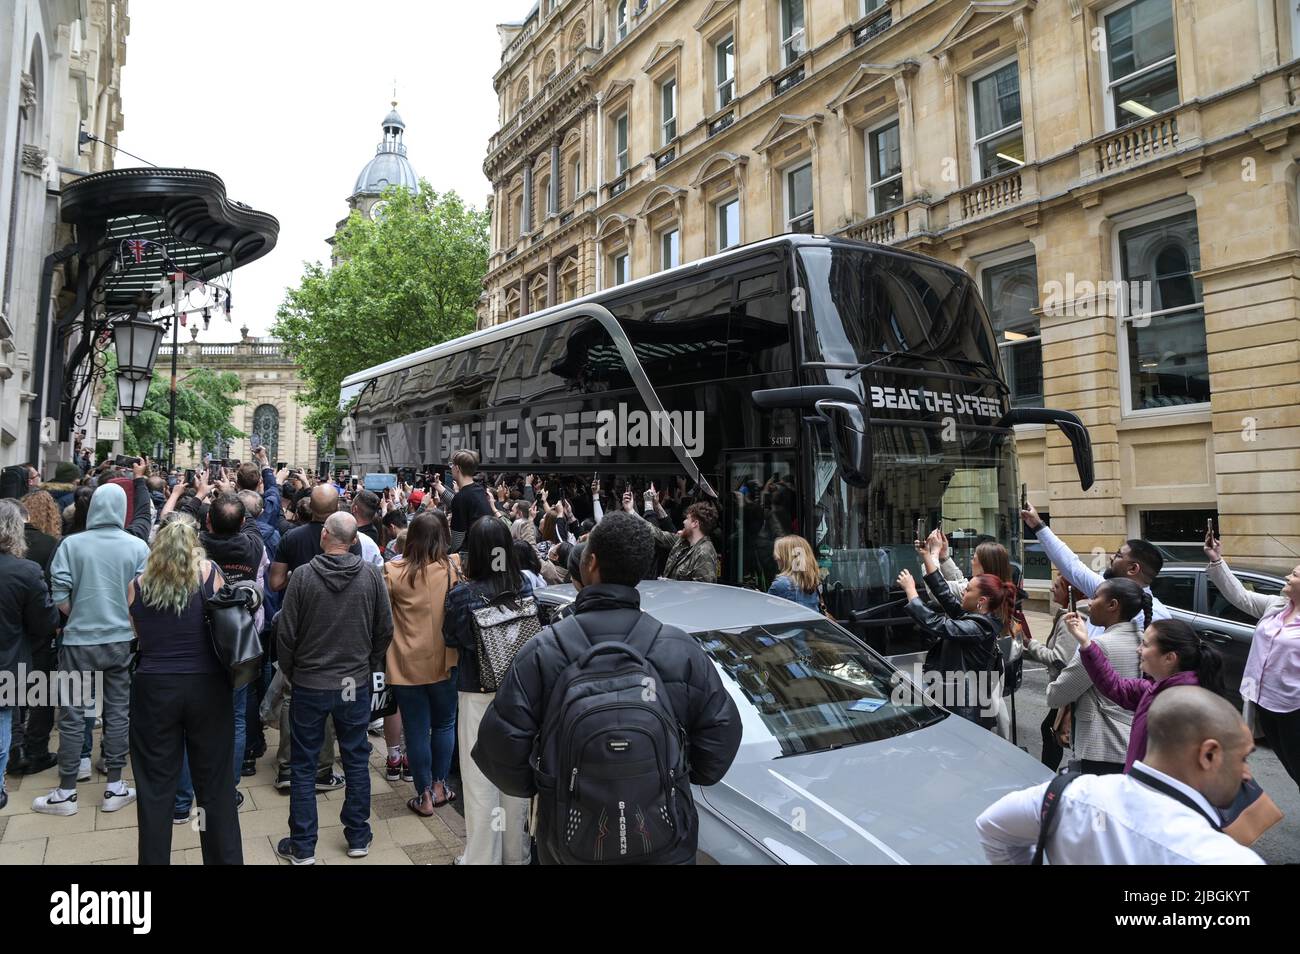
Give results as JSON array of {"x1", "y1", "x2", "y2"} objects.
[{"x1": 409, "y1": 490, "x2": 424, "y2": 505}]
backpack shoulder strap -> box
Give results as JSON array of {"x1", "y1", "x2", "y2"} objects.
[
  {"x1": 1032, "y1": 772, "x2": 1082, "y2": 865},
  {"x1": 549, "y1": 611, "x2": 593, "y2": 667},
  {"x1": 624, "y1": 612, "x2": 664, "y2": 660}
]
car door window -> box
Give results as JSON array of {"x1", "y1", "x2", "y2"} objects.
[
  {"x1": 1150, "y1": 572, "x2": 1197, "y2": 613},
  {"x1": 1206, "y1": 576, "x2": 1284, "y2": 626}
]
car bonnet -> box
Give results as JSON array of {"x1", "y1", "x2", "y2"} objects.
[{"x1": 698, "y1": 714, "x2": 1052, "y2": 865}]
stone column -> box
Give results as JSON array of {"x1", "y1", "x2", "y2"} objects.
[
  {"x1": 550, "y1": 136, "x2": 561, "y2": 214},
  {"x1": 522, "y1": 160, "x2": 534, "y2": 234}
]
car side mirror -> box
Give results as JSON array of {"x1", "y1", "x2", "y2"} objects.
[{"x1": 814, "y1": 399, "x2": 871, "y2": 488}]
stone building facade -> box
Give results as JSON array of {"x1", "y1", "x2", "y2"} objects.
[
  {"x1": 480, "y1": 0, "x2": 1300, "y2": 575},
  {"x1": 0, "y1": 0, "x2": 128, "y2": 472},
  {"x1": 164, "y1": 327, "x2": 318, "y2": 471}
]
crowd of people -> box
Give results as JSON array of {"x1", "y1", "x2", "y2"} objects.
[{"x1": 1, "y1": 443, "x2": 1296, "y2": 867}]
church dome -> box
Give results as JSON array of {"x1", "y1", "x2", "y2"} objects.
[{"x1": 352, "y1": 102, "x2": 418, "y2": 198}]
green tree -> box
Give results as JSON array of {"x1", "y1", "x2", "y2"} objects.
[
  {"x1": 273, "y1": 181, "x2": 489, "y2": 440},
  {"x1": 99, "y1": 353, "x2": 245, "y2": 460}
]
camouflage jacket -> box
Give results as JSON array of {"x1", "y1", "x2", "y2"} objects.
[{"x1": 648, "y1": 524, "x2": 719, "y2": 583}]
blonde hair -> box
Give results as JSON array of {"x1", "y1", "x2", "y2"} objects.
[
  {"x1": 23, "y1": 490, "x2": 62, "y2": 540},
  {"x1": 774, "y1": 534, "x2": 820, "y2": 594},
  {"x1": 139, "y1": 519, "x2": 205, "y2": 616}
]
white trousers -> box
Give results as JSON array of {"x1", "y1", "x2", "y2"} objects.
[{"x1": 457, "y1": 691, "x2": 531, "y2": 865}]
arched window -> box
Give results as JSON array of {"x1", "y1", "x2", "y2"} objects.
[
  {"x1": 541, "y1": 50, "x2": 557, "y2": 81},
  {"x1": 517, "y1": 78, "x2": 530, "y2": 111},
  {"x1": 252, "y1": 404, "x2": 280, "y2": 463},
  {"x1": 570, "y1": 21, "x2": 586, "y2": 58}
]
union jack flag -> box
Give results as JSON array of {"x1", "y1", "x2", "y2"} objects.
[{"x1": 124, "y1": 239, "x2": 149, "y2": 263}]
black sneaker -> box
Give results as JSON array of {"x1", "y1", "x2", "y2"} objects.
[
  {"x1": 314, "y1": 771, "x2": 345, "y2": 792},
  {"x1": 21, "y1": 751, "x2": 57, "y2": 775},
  {"x1": 346, "y1": 831, "x2": 374, "y2": 858},
  {"x1": 275, "y1": 837, "x2": 315, "y2": 865},
  {"x1": 241, "y1": 756, "x2": 257, "y2": 777},
  {"x1": 235, "y1": 791, "x2": 245, "y2": 809},
  {"x1": 173, "y1": 808, "x2": 191, "y2": 826},
  {"x1": 274, "y1": 767, "x2": 291, "y2": 792}
]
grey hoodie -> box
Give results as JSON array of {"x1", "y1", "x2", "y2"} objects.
[
  {"x1": 276, "y1": 551, "x2": 393, "y2": 693},
  {"x1": 49, "y1": 482, "x2": 151, "y2": 646}
]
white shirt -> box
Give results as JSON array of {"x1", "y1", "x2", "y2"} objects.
[
  {"x1": 976, "y1": 761, "x2": 1264, "y2": 865},
  {"x1": 357, "y1": 532, "x2": 384, "y2": 568},
  {"x1": 1035, "y1": 526, "x2": 1170, "y2": 637}
]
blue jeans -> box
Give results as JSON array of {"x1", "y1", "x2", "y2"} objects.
[
  {"x1": 393, "y1": 676, "x2": 458, "y2": 795},
  {"x1": 0, "y1": 707, "x2": 12, "y2": 790},
  {"x1": 176, "y1": 684, "x2": 250, "y2": 814},
  {"x1": 289, "y1": 685, "x2": 371, "y2": 854}
]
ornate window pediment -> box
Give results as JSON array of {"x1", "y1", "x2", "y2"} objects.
[
  {"x1": 827, "y1": 61, "x2": 919, "y2": 114},
  {"x1": 641, "y1": 40, "x2": 683, "y2": 76},
  {"x1": 753, "y1": 113, "x2": 824, "y2": 156},
  {"x1": 638, "y1": 184, "x2": 686, "y2": 222},
  {"x1": 597, "y1": 213, "x2": 635, "y2": 244},
  {"x1": 602, "y1": 78, "x2": 635, "y2": 104},
  {"x1": 930, "y1": 0, "x2": 1036, "y2": 76},
  {"x1": 693, "y1": 0, "x2": 738, "y2": 33},
  {"x1": 690, "y1": 151, "x2": 748, "y2": 188}
]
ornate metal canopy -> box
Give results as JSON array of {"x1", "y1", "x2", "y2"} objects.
[{"x1": 52, "y1": 167, "x2": 279, "y2": 429}]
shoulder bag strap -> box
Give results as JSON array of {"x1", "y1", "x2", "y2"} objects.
[{"x1": 1032, "y1": 771, "x2": 1082, "y2": 865}]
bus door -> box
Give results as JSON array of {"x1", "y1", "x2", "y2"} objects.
[{"x1": 721, "y1": 450, "x2": 797, "y2": 590}]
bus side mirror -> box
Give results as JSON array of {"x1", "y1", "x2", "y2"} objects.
[
  {"x1": 996, "y1": 407, "x2": 1095, "y2": 491},
  {"x1": 814, "y1": 399, "x2": 871, "y2": 488}
]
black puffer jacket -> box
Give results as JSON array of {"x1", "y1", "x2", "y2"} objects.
[
  {"x1": 905, "y1": 569, "x2": 1003, "y2": 677},
  {"x1": 472, "y1": 582, "x2": 743, "y2": 865}
]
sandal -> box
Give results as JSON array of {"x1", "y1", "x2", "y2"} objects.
[
  {"x1": 407, "y1": 792, "x2": 435, "y2": 817},
  {"x1": 432, "y1": 782, "x2": 457, "y2": 808}
]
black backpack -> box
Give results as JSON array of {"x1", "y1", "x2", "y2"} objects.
[{"x1": 533, "y1": 613, "x2": 692, "y2": 865}]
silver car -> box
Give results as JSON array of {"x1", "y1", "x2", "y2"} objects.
[{"x1": 533, "y1": 580, "x2": 1051, "y2": 864}]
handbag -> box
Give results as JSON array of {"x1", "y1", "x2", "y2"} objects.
[
  {"x1": 203, "y1": 578, "x2": 264, "y2": 689},
  {"x1": 470, "y1": 589, "x2": 541, "y2": 691},
  {"x1": 1220, "y1": 777, "x2": 1283, "y2": 846}
]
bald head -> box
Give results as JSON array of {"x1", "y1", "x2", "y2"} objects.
[
  {"x1": 322, "y1": 511, "x2": 358, "y2": 552},
  {"x1": 310, "y1": 484, "x2": 339, "y2": 520},
  {"x1": 1145, "y1": 686, "x2": 1254, "y2": 809}
]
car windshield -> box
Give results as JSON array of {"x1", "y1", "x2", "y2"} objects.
[{"x1": 696, "y1": 620, "x2": 946, "y2": 758}]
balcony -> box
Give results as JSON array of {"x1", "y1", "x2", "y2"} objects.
[
  {"x1": 655, "y1": 145, "x2": 676, "y2": 170},
  {"x1": 841, "y1": 206, "x2": 906, "y2": 245},
  {"x1": 853, "y1": 6, "x2": 893, "y2": 47},
  {"x1": 772, "y1": 60, "x2": 806, "y2": 97},
  {"x1": 955, "y1": 168, "x2": 1023, "y2": 221},
  {"x1": 1093, "y1": 111, "x2": 1179, "y2": 175},
  {"x1": 708, "y1": 109, "x2": 735, "y2": 138}
]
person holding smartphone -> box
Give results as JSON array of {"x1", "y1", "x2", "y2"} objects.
[{"x1": 1203, "y1": 528, "x2": 1300, "y2": 792}]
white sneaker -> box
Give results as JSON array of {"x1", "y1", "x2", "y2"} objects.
[
  {"x1": 367, "y1": 719, "x2": 384, "y2": 736},
  {"x1": 32, "y1": 789, "x2": 79, "y2": 816},
  {"x1": 77, "y1": 757, "x2": 91, "y2": 781},
  {"x1": 101, "y1": 786, "x2": 136, "y2": 812}
]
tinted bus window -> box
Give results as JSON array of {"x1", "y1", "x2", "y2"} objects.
[
  {"x1": 727, "y1": 271, "x2": 792, "y2": 377},
  {"x1": 608, "y1": 279, "x2": 731, "y2": 386}
]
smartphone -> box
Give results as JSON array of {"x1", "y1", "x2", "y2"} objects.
[
  {"x1": 113, "y1": 454, "x2": 138, "y2": 468},
  {"x1": 276, "y1": 461, "x2": 286, "y2": 471},
  {"x1": 1068, "y1": 586, "x2": 1077, "y2": 614},
  {"x1": 1206, "y1": 517, "x2": 1214, "y2": 538},
  {"x1": 1020, "y1": 482, "x2": 1028, "y2": 511},
  {"x1": 250, "y1": 434, "x2": 262, "y2": 451},
  {"x1": 184, "y1": 468, "x2": 195, "y2": 485},
  {"x1": 915, "y1": 516, "x2": 924, "y2": 547}
]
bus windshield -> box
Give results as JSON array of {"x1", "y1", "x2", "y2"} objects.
[{"x1": 796, "y1": 244, "x2": 1020, "y2": 656}]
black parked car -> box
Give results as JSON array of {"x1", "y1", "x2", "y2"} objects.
[{"x1": 1149, "y1": 562, "x2": 1287, "y2": 708}]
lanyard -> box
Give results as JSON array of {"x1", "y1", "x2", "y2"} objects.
[{"x1": 1128, "y1": 767, "x2": 1221, "y2": 830}]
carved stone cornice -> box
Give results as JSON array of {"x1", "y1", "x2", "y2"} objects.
[{"x1": 21, "y1": 145, "x2": 48, "y2": 175}]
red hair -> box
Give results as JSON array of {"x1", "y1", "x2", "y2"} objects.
[{"x1": 969, "y1": 573, "x2": 1017, "y2": 629}]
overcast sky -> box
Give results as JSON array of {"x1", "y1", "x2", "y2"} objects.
[{"x1": 117, "y1": 0, "x2": 528, "y2": 340}]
